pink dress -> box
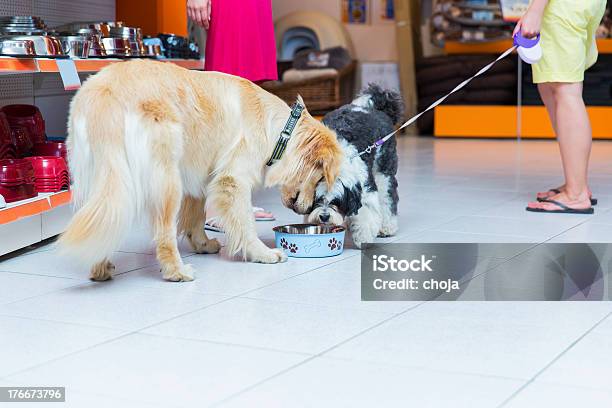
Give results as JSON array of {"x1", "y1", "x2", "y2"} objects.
[{"x1": 205, "y1": 0, "x2": 278, "y2": 82}]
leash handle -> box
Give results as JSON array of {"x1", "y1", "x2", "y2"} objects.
[
  {"x1": 513, "y1": 32, "x2": 540, "y2": 48},
  {"x1": 357, "y1": 45, "x2": 518, "y2": 157}
]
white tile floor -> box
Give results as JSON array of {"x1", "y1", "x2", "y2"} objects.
[{"x1": 1, "y1": 137, "x2": 612, "y2": 407}]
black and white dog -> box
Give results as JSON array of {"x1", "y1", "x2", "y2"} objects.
[{"x1": 306, "y1": 84, "x2": 401, "y2": 248}]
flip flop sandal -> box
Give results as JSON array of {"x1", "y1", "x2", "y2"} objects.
[
  {"x1": 253, "y1": 206, "x2": 275, "y2": 221},
  {"x1": 526, "y1": 198, "x2": 594, "y2": 214},
  {"x1": 205, "y1": 208, "x2": 275, "y2": 233},
  {"x1": 204, "y1": 216, "x2": 224, "y2": 233},
  {"x1": 537, "y1": 189, "x2": 598, "y2": 206}
]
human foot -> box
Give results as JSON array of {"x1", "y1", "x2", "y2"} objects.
[
  {"x1": 205, "y1": 207, "x2": 276, "y2": 233},
  {"x1": 253, "y1": 206, "x2": 275, "y2": 221},
  {"x1": 536, "y1": 186, "x2": 597, "y2": 206},
  {"x1": 527, "y1": 191, "x2": 593, "y2": 214}
]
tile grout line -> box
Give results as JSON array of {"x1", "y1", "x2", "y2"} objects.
[
  {"x1": 1, "y1": 252, "x2": 360, "y2": 380},
  {"x1": 0, "y1": 260, "x2": 165, "y2": 308},
  {"x1": 0, "y1": 269, "x2": 87, "y2": 281},
  {"x1": 496, "y1": 310, "x2": 612, "y2": 408},
  {"x1": 210, "y1": 301, "x2": 429, "y2": 407}
]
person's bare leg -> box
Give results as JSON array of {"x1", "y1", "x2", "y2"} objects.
[
  {"x1": 535, "y1": 83, "x2": 594, "y2": 201},
  {"x1": 528, "y1": 82, "x2": 592, "y2": 211},
  {"x1": 535, "y1": 83, "x2": 564, "y2": 200}
]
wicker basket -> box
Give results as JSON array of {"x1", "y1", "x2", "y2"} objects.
[{"x1": 262, "y1": 61, "x2": 357, "y2": 114}]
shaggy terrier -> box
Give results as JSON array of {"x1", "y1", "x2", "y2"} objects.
[{"x1": 306, "y1": 84, "x2": 401, "y2": 248}]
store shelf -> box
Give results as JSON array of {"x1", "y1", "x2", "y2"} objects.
[
  {"x1": 0, "y1": 57, "x2": 205, "y2": 74},
  {"x1": 0, "y1": 190, "x2": 73, "y2": 256},
  {"x1": 434, "y1": 105, "x2": 612, "y2": 139},
  {"x1": 0, "y1": 190, "x2": 71, "y2": 225},
  {"x1": 445, "y1": 39, "x2": 612, "y2": 54}
]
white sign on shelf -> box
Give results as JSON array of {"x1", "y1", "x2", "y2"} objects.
[{"x1": 55, "y1": 59, "x2": 81, "y2": 91}]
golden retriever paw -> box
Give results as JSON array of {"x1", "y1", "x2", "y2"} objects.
[
  {"x1": 90, "y1": 261, "x2": 115, "y2": 281},
  {"x1": 162, "y1": 264, "x2": 195, "y2": 282},
  {"x1": 189, "y1": 236, "x2": 221, "y2": 254},
  {"x1": 248, "y1": 247, "x2": 288, "y2": 264}
]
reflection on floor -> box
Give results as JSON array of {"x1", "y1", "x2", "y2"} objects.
[{"x1": 1, "y1": 136, "x2": 612, "y2": 407}]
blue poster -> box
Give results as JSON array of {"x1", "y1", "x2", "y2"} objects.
[{"x1": 344, "y1": 0, "x2": 369, "y2": 24}]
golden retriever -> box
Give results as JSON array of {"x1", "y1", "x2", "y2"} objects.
[{"x1": 59, "y1": 60, "x2": 342, "y2": 282}]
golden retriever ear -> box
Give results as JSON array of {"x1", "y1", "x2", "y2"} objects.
[
  {"x1": 318, "y1": 141, "x2": 342, "y2": 190},
  {"x1": 296, "y1": 94, "x2": 306, "y2": 108}
]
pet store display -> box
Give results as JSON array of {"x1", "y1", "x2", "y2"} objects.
[
  {"x1": 596, "y1": 2, "x2": 612, "y2": 38},
  {"x1": 0, "y1": 112, "x2": 17, "y2": 160},
  {"x1": 274, "y1": 224, "x2": 346, "y2": 258},
  {"x1": 263, "y1": 46, "x2": 356, "y2": 114},
  {"x1": 55, "y1": 21, "x2": 145, "y2": 58},
  {"x1": 0, "y1": 18, "x2": 200, "y2": 59},
  {"x1": 1, "y1": 104, "x2": 46, "y2": 146},
  {"x1": 0, "y1": 159, "x2": 37, "y2": 203},
  {"x1": 416, "y1": 54, "x2": 517, "y2": 134},
  {"x1": 522, "y1": 55, "x2": 612, "y2": 107},
  {"x1": 430, "y1": 0, "x2": 514, "y2": 47},
  {"x1": 31, "y1": 141, "x2": 67, "y2": 160},
  {"x1": 0, "y1": 104, "x2": 70, "y2": 205},
  {"x1": 26, "y1": 156, "x2": 69, "y2": 193},
  {"x1": 157, "y1": 34, "x2": 200, "y2": 60}
]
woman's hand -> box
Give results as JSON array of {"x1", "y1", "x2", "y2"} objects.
[
  {"x1": 187, "y1": 0, "x2": 211, "y2": 29},
  {"x1": 513, "y1": 0, "x2": 547, "y2": 38}
]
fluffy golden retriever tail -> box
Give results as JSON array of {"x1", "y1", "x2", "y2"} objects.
[{"x1": 58, "y1": 93, "x2": 134, "y2": 265}]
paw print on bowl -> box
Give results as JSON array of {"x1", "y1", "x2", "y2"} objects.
[
  {"x1": 280, "y1": 238, "x2": 289, "y2": 249},
  {"x1": 288, "y1": 243, "x2": 298, "y2": 253},
  {"x1": 328, "y1": 238, "x2": 340, "y2": 251}
]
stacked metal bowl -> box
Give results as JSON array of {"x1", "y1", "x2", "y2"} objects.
[
  {"x1": 0, "y1": 16, "x2": 48, "y2": 34},
  {"x1": 0, "y1": 16, "x2": 65, "y2": 57},
  {"x1": 109, "y1": 26, "x2": 145, "y2": 57},
  {"x1": 55, "y1": 22, "x2": 152, "y2": 58},
  {"x1": 54, "y1": 22, "x2": 113, "y2": 57}
]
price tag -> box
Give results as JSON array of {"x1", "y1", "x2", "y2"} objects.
[{"x1": 55, "y1": 59, "x2": 81, "y2": 91}]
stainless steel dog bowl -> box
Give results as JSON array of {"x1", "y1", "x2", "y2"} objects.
[
  {"x1": 128, "y1": 40, "x2": 144, "y2": 56},
  {"x1": 54, "y1": 22, "x2": 123, "y2": 38},
  {"x1": 101, "y1": 37, "x2": 131, "y2": 57},
  {"x1": 273, "y1": 224, "x2": 346, "y2": 258},
  {"x1": 0, "y1": 16, "x2": 48, "y2": 35},
  {"x1": 144, "y1": 43, "x2": 162, "y2": 57},
  {"x1": 0, "y1": 16, "x2": 44, "y2": 23},
  {"x1": 0, "y1": 28, "x2": 47, "y2": 35},
  {"x1": 109, "y1": 26, "x2": 139, "y2": 39},
  {"x1": 0, "y1": 39, "x2": 36, "y2": 56},
  {"x1": 57, "y1": 36, "x2": 91, "y2": 58},
  {"x1": 0, "y1": 35, "x2": 63, "y2": 56}
]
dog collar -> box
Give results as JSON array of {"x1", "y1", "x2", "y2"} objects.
[{"x1": 266, "y1": 102, "x2": 305, "y2": 166}]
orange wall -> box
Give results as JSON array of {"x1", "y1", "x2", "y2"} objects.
[
  {"x1": 116, "y1": 0, "x2": 187, "y2": 37},
  {"x1": 158, "y1": 0, "x2": 188, "y2": 36}
]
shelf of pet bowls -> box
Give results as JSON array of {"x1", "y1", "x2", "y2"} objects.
[
  {"x1": 0, "y1": 18, "x2": 204, "y2": 74},
  {"x1": 0, "y1": 104, "x2": 70, "y2": 209}
]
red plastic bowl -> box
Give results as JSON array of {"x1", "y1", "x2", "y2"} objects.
[
  {"x1": 31, "y1": 142, "x2": 67, "y2": 160},
  {"x1": 10, "y1": 125, "x2": 33, "y2": 157},
  {"x1": 1, "y1": 105, "x2": 45, "y2": 144},
  {"x1": 0, "y1": 112, "x2": 12, "y2": 145},
  {"x1": 0, "y1": 182, "x2": 37, "y2": 203},
  {"x1": 36, "y1": 179, "x2": 69, "y2": 185},
  {"x1": 36, "y1": 184, "x2": 69, "y2": 193},
  {"x1": 0, "y1": 143, "x2": 17, "y2": 159},
  {"x1": 0, "y1": 159, "x2": 34, "y2": 184},
  {"x1": 25, "y1": 156, "x2": 68, "y2": 180}
]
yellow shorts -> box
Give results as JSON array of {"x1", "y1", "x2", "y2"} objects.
[{"x1": 533, "y1": 0, "x2": 607, "y2": 83}]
